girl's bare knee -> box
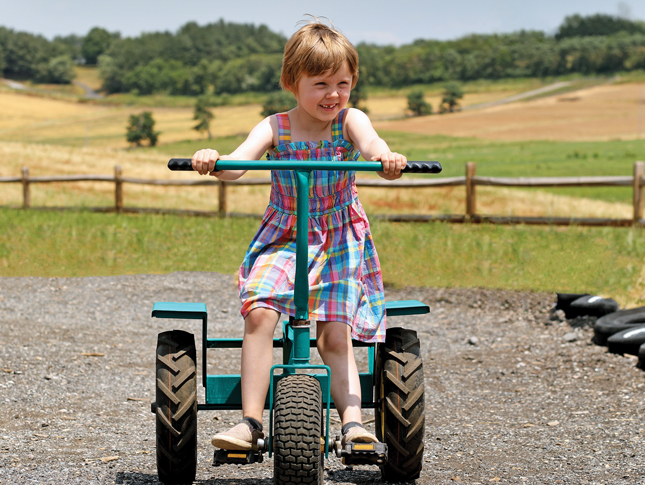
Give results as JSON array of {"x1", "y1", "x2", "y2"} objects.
[
  {"x1": 245, "y1": 308, "x2": 279, "y2": 335},
  {"x1": 317, "y1": 321, "x2": 351, "y2": 355}
]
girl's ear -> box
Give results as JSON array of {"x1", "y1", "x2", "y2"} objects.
[{"x1": 283, "y1": 83, "x2": 295, "y2": 95}]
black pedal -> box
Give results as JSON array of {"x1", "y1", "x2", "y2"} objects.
[
  {"x1": 212, "y1": 449, "x2": 263, "y2": 466},
  {"x1": 340, "y1": 442, "x2": 387, "y2": 466}
]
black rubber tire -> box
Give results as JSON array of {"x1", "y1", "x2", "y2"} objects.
[
  {"x1": 155, "y1": 330, "x2": 198, "y2": 485},
  {"x1": 607, "y1": 325, "x2": 645, "y2": 356},
  {"x1": 375, "y1": 327, "x2": 425, "y2": 482},
  {"x1": 593, "y1": 307, "x2": 645, "y2": 346},
  {"x1": 638, "y1": 343, "x2": 645, "y2": 370},
  {"x1": 568, "y1": 295, "x2": 618, "y2": 319},
  {"x1": 273, "y1": 374, "x2": 324, "y2": 485},
  {"x1": 555, "y1": 293, "x2": 590, "y2": 317}
]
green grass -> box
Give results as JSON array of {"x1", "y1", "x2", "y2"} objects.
[
  {"x1": 381, "y1": 133, "x2": 645, "y2": 203},
  {"x1": 0, "y1": 209, "x2": 258, "y2": 277},
  {"x1": 2, "y1": 209, "x2": 644, "y2": 305},
  {"x1": 151, "y1": 133, "x2": 645, "y2": 204}
]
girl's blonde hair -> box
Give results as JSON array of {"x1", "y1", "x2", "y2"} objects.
[{"x1": 280, "y1": 19, "x2": 359, "y2": 92}]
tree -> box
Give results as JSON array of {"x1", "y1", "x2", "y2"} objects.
[
  {"x1": 555, "y1": 14, "x2": 645, "y2": 39},
  {"x1": 35, "y1": 55, "x2": 76, "y2": 84},
  {"x1": 261, "y1": 91, "x2": 297, "y2": 117},
  {"x1": 82, "y1": 27, "x2": 116, "y2": 65},
  {"x1": 439, "y1": 82, "x2": 464, "y2": 113},
  {"x1": 406, "y1": 90, "x2": 431, "y2": 116},
  {"x1": 193, "y1": 96, "x2": 215, "y2": 138},
  {"x1": 126, "y1": 112, "x2": 160, "y2": 147},
  {"x1": 348, "y1": 72, "x2": 369, "y2": 113},
  {"x1": 3, "y1": 31, "x2": 49, "y2": 79}
]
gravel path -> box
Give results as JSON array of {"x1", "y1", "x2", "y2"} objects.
[{"x1": 0, "y1": 273, "x2": 643, "y2": 484}]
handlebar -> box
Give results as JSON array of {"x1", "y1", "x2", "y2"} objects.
[{"x1": 167, "y1": 158, "x2": 442, "y2": 174}]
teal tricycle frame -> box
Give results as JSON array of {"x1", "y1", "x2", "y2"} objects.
[{"x1": 153, "y1": 159, "x2": 441, "y2": 484}]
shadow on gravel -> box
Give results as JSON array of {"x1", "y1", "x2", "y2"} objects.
[
  {"x1": 326, "y1": 468, "x2": 386, "y2": 484},
  {"x1": 114, "y1": 470, "x2": 391, "y2": 484},
  {"x1": 115, "y1": 472, "x2": 276, "y2": 485},
  {"x1": 115, "y1": 472, "x2": 156, "y2": 484}
]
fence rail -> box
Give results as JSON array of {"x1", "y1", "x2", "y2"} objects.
[{"x1": 2, "y1": 162, "x2": 644, "y2": 227}]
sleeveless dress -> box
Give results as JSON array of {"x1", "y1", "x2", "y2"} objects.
[{"x1": 238, "y1": 109, "x2": 386, "y2": 343}]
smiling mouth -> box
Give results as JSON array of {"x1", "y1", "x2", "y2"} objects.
[{"x1": 320, "y1": 104, "x2": 337, "y2": 109}]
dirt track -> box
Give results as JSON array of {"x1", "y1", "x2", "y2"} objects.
[{"x1": 0, "y1": 273, "x2": 643, "y2": 484}]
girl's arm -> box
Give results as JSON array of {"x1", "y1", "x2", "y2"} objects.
[
  {"x1": 345, "y1": 108, "x2": 407, "y2": 180},
  {"x1": 192, "y1": 116, "x2": 275, "y2": 180}
]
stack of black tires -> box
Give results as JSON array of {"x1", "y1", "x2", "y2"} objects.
[{"x1": 556, "y1": 293, "x2": 645, "y2": 369}]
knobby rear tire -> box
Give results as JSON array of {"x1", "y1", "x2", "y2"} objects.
[
  {"x1": 273, "y1": 374, "x2": 324, "y2": 485},
  {"x1": 155, "y1": 330, "x2": 198, "y2": 484},
  {"x1": 375, "y1": 327, "x2": 425, "y2": 481}
]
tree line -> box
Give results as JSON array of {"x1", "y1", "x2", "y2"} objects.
[{"x1": 1, "y1": 13, "x2": 644, "y2": 92}]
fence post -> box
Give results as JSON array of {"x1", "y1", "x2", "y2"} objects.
[
  {"x1": 115, "y1": 165, "x2": 123, "y2": 212},
  {"x1": 218, "y1": 180, "x2": 227, "y2": 216},
  {"x1": 634, "y1": 161, "x2": 644, "y2": 223},
  {"x1": 21, "y1": 167, "x2": 30, "y2": 209},
  {"x1": 466, "y1": 162, "x2": 476, "y2": 217}
]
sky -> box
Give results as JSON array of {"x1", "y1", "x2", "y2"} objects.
[{"x1": 2, "y1": 0, "x2": 644, "y2": 45}]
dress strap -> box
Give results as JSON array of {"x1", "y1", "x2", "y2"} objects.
[
  {"x1": 276, "y1": 112, "x2": 291, "y2": 144},
  {"x1": 331, "y1": 109, "x2": 348, "y2": 142}
]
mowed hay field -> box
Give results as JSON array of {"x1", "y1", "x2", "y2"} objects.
[
  {"x1": 375, "y1": 82, "x2": 645, "y2": 141},
  {"x1": 0, "y1": 81, "x2": 643, "y2": 216},
  {"x1": 0, "y1": 80, "x2": 533, "y2": 148},
  {"x1": 0, "y1": 89, "x2": 264, "y2": 147}
]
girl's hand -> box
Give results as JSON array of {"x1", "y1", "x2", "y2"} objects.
[
  {"x1": 192, "y1": 149, "x2": 223, "y2": 177},
  {"x1": 372, "y1": 152, "x2": 407, "y2": 180}
]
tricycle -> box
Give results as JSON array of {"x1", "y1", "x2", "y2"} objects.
[{"x1": 151, "y1": 158, "x2": 442, "y2": 484}]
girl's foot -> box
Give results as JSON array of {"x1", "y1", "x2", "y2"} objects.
[
  {"x1": 211, "y1": 417, "x2": 264, "y2": 450},
  {"x1": 341, "y1": 421, "x2": 379, "y2": 445}
]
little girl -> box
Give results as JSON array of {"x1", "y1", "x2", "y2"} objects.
[{"x1": 191, "y1": 19, "x2": 407, "y2": 451}]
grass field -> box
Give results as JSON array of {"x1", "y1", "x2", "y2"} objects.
[
  {"x1": 0, "y1": 136, "x2": 638, "y2": 217},
  {"x1": 3, "y1": 75, "x2": 625, "y2": 148},
  {"x1": 1, "y1": 74, "x2": 644, "y2": 300},
  {"x1": 1, "y1": 208, "x2": 643, "y2": 306},
  {"x1": 375, "y1": 82, "x2": 645, "y2": 141}
]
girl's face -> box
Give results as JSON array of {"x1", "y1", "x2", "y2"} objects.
[{"x1": 291, "y1": 62, "x2": 353, "y2": 123}]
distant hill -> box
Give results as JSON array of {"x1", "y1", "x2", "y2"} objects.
[{"x1": 1, "y1": 14, "x2": 645, "y2": 96}]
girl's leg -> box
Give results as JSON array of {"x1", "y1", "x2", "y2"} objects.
[
  {"x1": 316, "y1": 321, "x2": 363, "y2": 425},
  {"x1": 241, "y1": 307, "x2": 280, "y2": 422},
  {"x1": 212, "y1": 307, "x2": 279, "y2": 450}
]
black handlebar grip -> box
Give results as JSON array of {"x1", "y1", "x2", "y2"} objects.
[
  {"x1": 401, "y1": 161, "x2": 442, "y2": 173},
  {"x1": 168, "y1": 158, "x2": 195, "y2": 171}
]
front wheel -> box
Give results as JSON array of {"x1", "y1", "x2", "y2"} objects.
[
  {"x1": 155, "y1": 330, "x2": 198, "y2": 484},
  {"x1": 273, "y1": 374, "x2": 324, "y2": 485},
  {"x1": 375, "y1": 327, "x2": 425, "y2": 481}
]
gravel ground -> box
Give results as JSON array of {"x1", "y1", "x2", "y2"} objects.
[{"x1": 0, "y1": 272, "x2": 643, "y2": 485}]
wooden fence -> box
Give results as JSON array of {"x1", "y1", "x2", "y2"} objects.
[{"x1": 1, "y1": 161, "x2": 644, "y2": 227}]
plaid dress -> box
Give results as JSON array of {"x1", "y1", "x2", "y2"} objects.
[{"x1": 238, "y1": 109, "x2": 386, "y2": 343}]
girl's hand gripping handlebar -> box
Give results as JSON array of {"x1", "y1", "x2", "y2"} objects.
[{"x1": 167, "y1": 158, "x2": 442, "y2": 174}]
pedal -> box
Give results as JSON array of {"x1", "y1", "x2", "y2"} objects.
[
  {"x1": 339, "y1": 442, "x2": 387, "y2": 466},
  {"x1": 212, "y1": 449, "x2": 263, "y2": 466}
]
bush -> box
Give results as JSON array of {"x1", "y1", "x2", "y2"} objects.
[
  {"x1": 261, "y1": 91, "x2": 297, "y2": 117},
  {"x1": 439, "y1": 82, "x2": 464, "y2": 113},
  {"x1": 407, "y1": 90, "x2": 432, "y2": 116},
  {"x1": 126, "y1": 111, "x2": 160, "y2": 147},
  {"x1": 35, "y1": 55, "x2": 76, "y2": 84},
  {"x1": 193, "y1": 96, "x2": 215, "y2": 138}
]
